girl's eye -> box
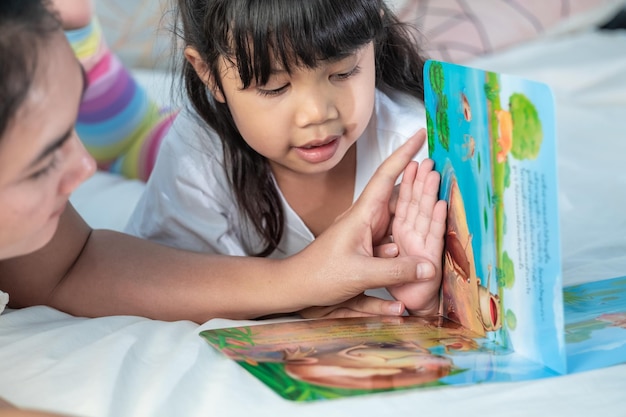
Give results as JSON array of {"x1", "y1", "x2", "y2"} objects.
[
  {"x1": 256, "y1": 84, "x2": 289, "y2": 97},
  {"x1": 30, "y1": 154, "x2": 59, "y2": 180},
  {"x1": 333, "y1": 65, "x2": 361, "y2": 81}
]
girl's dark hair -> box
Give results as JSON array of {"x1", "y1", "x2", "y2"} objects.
[
  {"x1": 0, "y1": 0, "x2": 62, "y2": 139},
  {"x1": 175, "y1": 0, "x2": 425, "y2": 256}
]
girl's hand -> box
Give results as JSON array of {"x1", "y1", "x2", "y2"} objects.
[
  {"x1": 373, "y1": 241, "x2": 398, "y2": 258},
  {"x1": 289, "y1": 129, "x2": 439, "y2": 312},
  {"x1": 387, "y1": 158, "x2": 447, "y2": 315}
]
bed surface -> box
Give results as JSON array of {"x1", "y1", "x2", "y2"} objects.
[{"x1": 1, "y1": 29, "x2": 626, "y2": 417}]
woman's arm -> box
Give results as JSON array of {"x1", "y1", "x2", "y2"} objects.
[
  {"x1": 0, "y1": 132, "x2": 435, "y2": 323},
  {"x1": 0, "y1": 397, "x2": 70, "y2": 417}
]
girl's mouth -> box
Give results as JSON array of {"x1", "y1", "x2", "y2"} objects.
[{"x1": 294, "y1": 137, "x2": 340, "y2": 163}]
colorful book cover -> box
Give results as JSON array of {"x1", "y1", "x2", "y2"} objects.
[{"x1": 199, "y1": 60, "x2": 626, "y2": 402}]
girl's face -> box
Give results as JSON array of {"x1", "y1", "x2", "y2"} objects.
[
  {"x1": 216, "y1": 42, "x2": 376, "y2": 178},
  {"x1": 0, "y1": 33, "x2": 96, "y2": 260}
]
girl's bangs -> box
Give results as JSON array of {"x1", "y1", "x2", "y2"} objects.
[{"x1": 226, "y1": 0, "x2": 384, "y2": 87}]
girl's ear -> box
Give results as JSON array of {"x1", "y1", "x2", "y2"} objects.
[{"x1": 184, "y1": 46, "x2": 225, "y2": 103}]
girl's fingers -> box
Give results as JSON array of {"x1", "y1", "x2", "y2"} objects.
[
  {"x1": 373, "y1": 242, "x2": 399, "y2": 258},
  {"x1": 426, "y1": 199, "x2": 448, "y2": 251},
  {"x1": 413, "y1": 170, "x2": 441, "y2": 238},
  {"x1": 355, "y1": 130, "x2": 426, "y2": 211},
  {"x1": 394, "y1": 161, "x2": 419, "y2": 227}
]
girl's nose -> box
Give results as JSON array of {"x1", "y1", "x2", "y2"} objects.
[
  {"x1": 294, "y1": 87, "x2": 339, "y2": 127},
  {"x1": 58, "y1": 132, "x2": 96, "y2": 195}
]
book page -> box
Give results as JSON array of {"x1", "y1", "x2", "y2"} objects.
[
  {"x1": 564, "y1": 275, "x2": 626, "y2": 373},
  {"x1": 424, "y1": 60, "x2": 566, "y2": 374},
  {"x1": 200, "y1": 316, "x2": 557, "y2": 401}
]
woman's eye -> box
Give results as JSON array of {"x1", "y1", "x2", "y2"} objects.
[
  {"x1": 30, "y1": 155, "x2": 59, "y2": 180},
  {"x1": 256, "y1": 84, "x2": 289, "y2": 97}
]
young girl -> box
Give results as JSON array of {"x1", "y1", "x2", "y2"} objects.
[{"x1": 126, "y1": 0, "x2": 447, "y2": 314}]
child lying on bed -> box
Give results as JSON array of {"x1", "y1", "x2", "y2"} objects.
[
  {"x1": 126, "y1": 0, "x2": 448, "y2": 316},
  {"x1": 59, "y1": 0, "x2": 447, "y2": 316}
]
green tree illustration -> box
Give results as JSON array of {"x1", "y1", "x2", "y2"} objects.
[
  {"x1": 429, "y1": 61, "x2": 445, "y2": 94},
  {"x1": 436, "y1": 106, "x2": 450, "y2": 151},
  {"x1": 505, "y1": 309, "x2": 517, "y2": 330},
  {"x1": 483, "y1": 207, "x2": 489, "y2": 231},
  {"x1": 426, "y1": 110, "x2": 435, "y2": 153},
  {"x1": 499, "y1": 251, "x2": 515, "y2": 289},
  {"x1": 484, "y1": 79, "x2": 500, "y2": 101},
  {"x1": 503, "y1": 160, "x2": 511, "y2": 188},
  {"x1": 509, "y1": 93, "x2": 543, "y2": 160}
]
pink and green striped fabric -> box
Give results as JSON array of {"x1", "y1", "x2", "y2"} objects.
[{"x1": 66, "y1": 17, "x2": 177, "y2": 181}]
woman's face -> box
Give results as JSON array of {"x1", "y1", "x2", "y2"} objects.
[{"x1": 0, "y1": 32, "x2": 96, "y2": 259}]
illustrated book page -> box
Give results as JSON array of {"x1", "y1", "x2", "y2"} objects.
[
  {"x1": 424, "y1": 59, "x2": 564, "y2": 373},
  {"x1": 199, "y1": 61, "x2": 625, "y2": 401}
]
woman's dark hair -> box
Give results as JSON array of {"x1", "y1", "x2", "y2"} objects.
[
  {"x1": 175, "y1": 0, "x2": 425, "y2": 256},
  {"x1": 0, "y1": 0, "x2": 62, "y2": 139}
]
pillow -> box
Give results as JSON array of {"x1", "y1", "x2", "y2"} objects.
[
  {"x1": 70, "y1": 172, "x2": 146, "y2": 232},
  {"x1": 388, "y1": 0, "x2": 626, "y2": 62},
  {"x1": 0, "y1": 290, "x2": 8, "y2": 315},
  {"x1": 93, "y1": 0, "x2": 173, "y2": 70},
  {"x1": 94, "y1": 0, "x2": 626, "y2": 68}
]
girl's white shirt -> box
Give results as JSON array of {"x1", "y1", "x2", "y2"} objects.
[
  {"x1": 125, "y1": 88, "x2": 427, "y2": 258},
  {"x1": 0, "y1": 290, "x2": 7, "y2": 314}
]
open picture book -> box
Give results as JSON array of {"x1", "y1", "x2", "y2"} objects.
[{"x1": 199, "y1": 60, "x2": 626, "y2": 402}]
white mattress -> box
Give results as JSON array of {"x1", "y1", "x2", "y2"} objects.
[{"x1": 1, "y1": 29, "x2": 626, "y2": 416}]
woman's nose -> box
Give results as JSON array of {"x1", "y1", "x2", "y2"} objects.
[{"x1": 58, "y1": 133, "x2": 96, "y2": 195}]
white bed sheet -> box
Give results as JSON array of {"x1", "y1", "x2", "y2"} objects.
[{"x1": 1, "y1": 29, "x2": 626, "y2": 417}]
